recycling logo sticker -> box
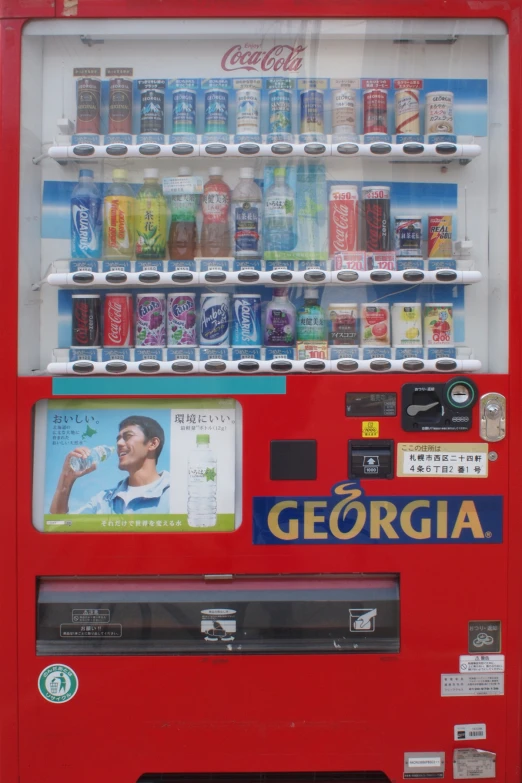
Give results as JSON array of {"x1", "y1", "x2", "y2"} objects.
[{"x1": 38, "y1": 664, "x2": 79, "y2": 703}]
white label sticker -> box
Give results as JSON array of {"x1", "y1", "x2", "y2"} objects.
[
  {"x1": 408, "y1": 759, "x2": 442, "y2": 767},
  {"x1": 442, "y1": 673, "x2": 504, "y2": 696},
  {"x1": 460, "y1": 655, "x2": 504, "y2": 673},
  {"x1": 163, "y1": 176, "x2": 203, "y2": 196},
  {"x1": 453, "y1": 749, "x2": 496, "y2": 779},
  {"x1": 397, "y1": 443, "x2": 488, "y2": 478},
  {"x1": 454, "y1": 724, "x2": 487, "y2": 741},
  {"x1": 404, "y1": 752, "x2": 445, "y2": 779}
]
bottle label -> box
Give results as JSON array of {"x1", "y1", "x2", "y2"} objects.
[
  {"x1": 171, "y1": 193, "x2": 198, "y2": 221},
  {"x1": 104, "y1": 196, "x2": 133, "y2": 256},
  {"x1": 233, "y1": 202, "x2": 261, "y2": 254},
  {"x1": 135, "y1": 195, "x2": 167, "y2": 259},
  {"x1": 265, "y1": 308, "x2": 295, "y2": 345},
  {"x1": 203, "y1": 189, "x2": 230, "y2": 223},
  {"x1": 71, "y1": 196, "x2": 102, "y2": 258},
  {"x1": 188, "y1": 466, "x2": 216, "y2": 483},
  {"x1": 265, "y1": 195, "x2": 294, "y2": 218}
]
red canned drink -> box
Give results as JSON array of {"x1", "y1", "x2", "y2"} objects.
[
  {"x1": 72, "y1": 294, "x2": 101, "y2": 347},
  {"x1": 363, "y1": 89, "x2": 388, "y2": 134},
  {"x1": 362, "y1": 186, "x2": 391, "y2": 252},
  {"x1": 329, "y1": 185, "x2": 359, "y2": 256},
  {"x1": 104, "y1": 293, "x2": 133, "y2": 347}
]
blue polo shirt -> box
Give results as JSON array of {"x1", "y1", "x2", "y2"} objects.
[{"x1": 75, "y1": 471, "x2": 170, "y2": 514}]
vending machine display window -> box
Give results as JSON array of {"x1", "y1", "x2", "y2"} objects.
[
  {"x1": 18, "y1": 18, "x2": 508, "y2": 377},
  {"x1": 36, "y1": 574, "x2": 400, "y2": 655}
]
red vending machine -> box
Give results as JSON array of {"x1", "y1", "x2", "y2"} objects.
[{"x1": 4, "y1": 1, "x2": 520, "y2": 781}]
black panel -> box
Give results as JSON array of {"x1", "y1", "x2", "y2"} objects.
[{"x1": 270, "y1": 440, "x2": 317, "y2": 480}]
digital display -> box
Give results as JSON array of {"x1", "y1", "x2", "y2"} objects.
[{"x1": 346, "y1": 392, "x2": 397, "y2": 417}]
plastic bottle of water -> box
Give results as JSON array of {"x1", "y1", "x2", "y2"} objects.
[
  {"x1": 71, "y1": 169, "x2": 102, "y2": 260},
  {"x1": 264, "y1": 166, "x2": 296, "y2": 251},
  {"x1": 187, "y1": 434, "x2": 217, "y2": 528},
  {"x1": 69, "y1": 445, "x2": 115, "y2": 472}
]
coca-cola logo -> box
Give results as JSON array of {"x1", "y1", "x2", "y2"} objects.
[
  {"x1": 107, "y1": 300, "x2": 124, "y2": 344},
  {"x1": 366, "y1": 203, "x2": 388, "y2": 252},
  {"x1": 330, "y1": 202, "x2": 356, "y2": 254},
  {"x1": 74, "y1": 301, "x2": 93, "y2": 345},
  {"x1": 221, "y1": 44, "x2": 306, "y2": 72}
]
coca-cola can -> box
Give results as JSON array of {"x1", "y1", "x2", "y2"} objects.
[
  {"x1": 329, "y1": 185, "x2": 359, "y2": 257},
  {"x1": 104, "y1": 293, "x2": 133, "y2": 347},
  {"x1": 72, "y1": 294, "x2": 101, "y2": 347},
  {"x1": 362, "y1": 186, "x2": 391, "y2": 252},
  {"x1": 363, "y1": 89, "x2": 388, "y2": 134}
]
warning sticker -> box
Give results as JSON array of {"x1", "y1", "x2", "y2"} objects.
[
  {"x1": 453, "y1": 749, "x2": 496, "y2": 779},
  {"x1": 459, "y1": 655, "x2": 504, "y2": 673},
  {"x1": 454, "y1": 724, "x2": 487, "y2": 741},
  {"x1": 362, "y1": 421, "x2": 379, "y2": 438},
  {"x1": 441, "y1": 673, "x2": 504, "y2": 696},
  {"x1": 397, "y1": 443, "x2": 488, "y2": 478}
]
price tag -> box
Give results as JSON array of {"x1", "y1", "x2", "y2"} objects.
[{"x1": 163, "y1": 176, "x2": 203, "y2": 196}]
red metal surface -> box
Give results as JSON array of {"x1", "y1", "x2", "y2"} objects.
[{"x1": 1, "y1": 2, "x2": 521, "y2": 783}]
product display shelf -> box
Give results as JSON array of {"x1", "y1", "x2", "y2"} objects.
[
  {"x1": 47, "y1": 141, "x2": 482, "y2": 164},
  {"x1": 47, "y1": 357, "x2": 481, "y2": 376},
  {"x1": 46, "y1": 267, "x2": 482, "y2": 288}
]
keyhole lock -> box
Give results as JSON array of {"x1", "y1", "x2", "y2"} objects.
[{"x1": 480, "y1": 393, "x2": 506, "y2": 442}]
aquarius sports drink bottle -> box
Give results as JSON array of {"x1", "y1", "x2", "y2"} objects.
[
  {"x1": 69, "y1": 445, "x2": 115, "y2": 472},
  {"x1": 187, "y1": 434, "x2": 217, "y2": 528},
  {"x1": 71, "y1": 169, "x2": 102, "y2": 259},
  {"x1": 201, "y1": 167, "x2": 231, "y2": 257},
  {"x1": 168, "y1": 167, "x2": 198, "y2": 261},
  {"x1": 264, "y1": 167, "x2": 296, "y2": 251},
  {"x1": 103, "y1": 169, "x2": 135, "y2": 260},
  {"x1": 135, "y1": 168, "x2": 168, "y2": 260}
]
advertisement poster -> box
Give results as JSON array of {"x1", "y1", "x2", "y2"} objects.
[{"x1": 33, "y1": 399, "x2": 241, "y2": 532}]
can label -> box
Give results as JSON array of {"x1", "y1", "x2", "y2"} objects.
[
  {"x1": 200, "y1": 294, "x2": 230, "y2": 346},
  {"x1": 391, "y1": 303, "x2": 422, "y2": 346},
  {"x1": 394, "y1": 217, "x2": 422, "y2": 256},
  {"x1": 233, "y1": 201, "x2": 262, "y2": 257},
  {"x1": 71, "y1": 196, "x2": 102, "y2": 259},
  {"x1": 205, "y1": 89, "x2": 229, "y2": 134},
  {"x1": 333, "y1": 251, "x2": 368, "y2": 271},
  {"x1": 104, "y1": 294, "x2": 133, "y2": 347},
  {"x1": 428, "y1": 215, "x2": 453, "y2": 258},
  {"x1": 332, "y1": 89, "x2": 356, "y2": 134},
  {"x1": 395, "y1": 89, "x2": 420, "y2": 134},
  {"x1": 300, "y1": 90, "x2": 324, "y2": 134},
  {"x1": 424, "y1": 304, "x2": 453, "y2": 346},
  {"x1": 167, "y1": 293, "x2": 196, "y2": 346},
  {"x1": 138, "y1": 79, "x2": 166, "y2": 135},
  {"x1": 328, "y1": 303, "x2": 358, "y2": 345},
  {"x1": 108, "y1": 78, "x2": 133, "y2": 135},
  {"x1": 135, "y1": 294, "x2": 166, "y2": 347},
  {"x1": 426, "y1": 91, "x2": 454, "y2": 134},
  {"x1": 172, "y1": 89, "x2": 197, "y2": 135},
  {"x1": 329, "y1": 186, "x2": 359, "y2": 256},
  {"x1": 232, "y1": 296, "x2": 262, "y2": 346},
  {"x1": 269, "y1": 89, "x2": 292, "y2": 136},
  {"x1": 361, "y1": 304, "x2": 390, "y2": 345},
  {"x1": 76, "y1": 78, "x2": 101, "y2": 134},
  {"x1": 72, "y1": 296, "x2": 101, "y2": 347},
  {"x1": 363, "y1": 89, "x2": 387, "y2": 133},
  {"x1": 363, "y1": 187, "x2": 391, "y2": 252},
  {"x1": 236, "y1": 89, "x2": 260, "y2": 135},
  {"x1": 104, "y1": 196, "x2": 134, "y2": 259}
]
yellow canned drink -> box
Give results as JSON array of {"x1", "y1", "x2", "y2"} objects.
[{"x1": 428, "y1": 215, "x2": 453, "y2": 258}]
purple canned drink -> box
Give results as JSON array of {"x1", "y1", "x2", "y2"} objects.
[
  {"x1": 135, "y1": 293, "x2": 166, "y2": 347},
  {"x1": 232, "y1": 294, "x2": 261, "y2": 346},
  {"x1": 72, "y1": 294, "x2": 101, "y2": 347},
  {"x1": 167, "y1": 292, "x2": 197, "y2": 346},
  {"x1": 200, "y1": 293, "x2": 230, "y2": 346}
]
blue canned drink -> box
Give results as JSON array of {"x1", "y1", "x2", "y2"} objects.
[
  {"x1": 232, "y1": 294, "x2": 261, "y2": 346},
  {"x1": 300, "y1": 89, "x2": 324, "y2": 136},
  {"x1": 172, "y1": 89, "x2": 197, "y2": 135},
  {"x1": 200, "y1": 293, "x2": 230, "y2": 346},
  {"x1": 269, "y1": 89, "x2": 293, "y2": 140},
  {"x1": 205, "y1": 89, "x2": 229, "y2": 135}
]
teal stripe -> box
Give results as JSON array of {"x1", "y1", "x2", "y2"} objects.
[{"x1": 52, "y1": 376, "x2": 286, "y2": 396}]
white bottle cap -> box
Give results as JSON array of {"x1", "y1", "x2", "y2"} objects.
[
  {"x1": 306, "y1": 288, "x2": 319, "y2": 299},
  {"x1": 209, "y1": 166, "x2": 223, "y2": 176},
  {"x1": 240, "y1": 167, "x2": 255, "y2": 179},
  {"x1": 179, "y1": 167, "x2": 191, "y2": 176},
  {"x1": 144, "y1": 168, "x2": 159, "y2": 179}
]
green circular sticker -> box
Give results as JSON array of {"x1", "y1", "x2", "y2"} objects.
[{"x1": 38, "y1": 664, "x2": 78, "y2": 703}]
